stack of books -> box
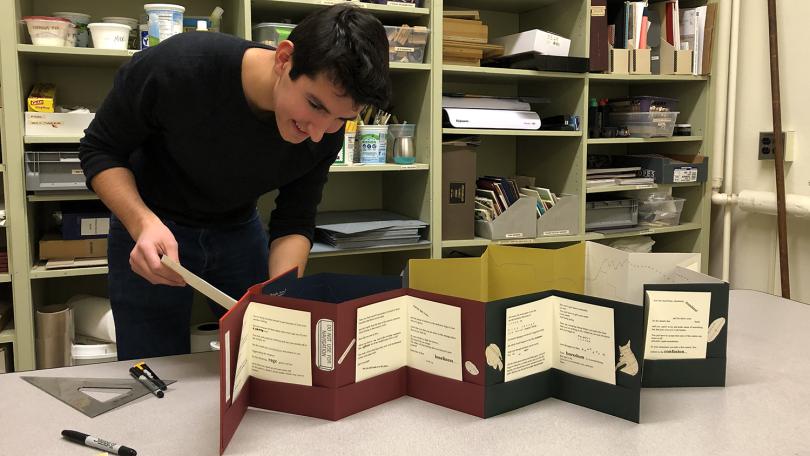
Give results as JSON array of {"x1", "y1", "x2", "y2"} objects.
[{"x1": 587, "y1": 166, "x2": 653, "y2": 189}]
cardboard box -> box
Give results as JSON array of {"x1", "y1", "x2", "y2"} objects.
[
  {"x1": 492, "y1": 29, "x2": 571, "y2": 57},
  {"x1": 614, "y1": 154, "x2": 709, "y2": 184},
  {"x1": 0, "y1": 343, "x2": 12, "y2": 373},
  {"x1": 39, "y1": 236, "x2": 107, "y2": 260},
  {"x1": 27, "y1": 83, "x2": 56, "y2": 113},
  {"x1": 25, "y1": 112, "x2": 95, "y2": 137},
  {"x1": 442, "y1": 147, "x2": 476, "y2": 240}
]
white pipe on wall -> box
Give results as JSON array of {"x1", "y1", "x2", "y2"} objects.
[
  {"x1": 714, "y1": 190, "x2": 810, "y2": 218},
  {"x1": 711, "y1": 0, "x2": 734, "y2": 192},
  {"x1": 721, "y1": 0, "x2": 742, "y2": 282}
]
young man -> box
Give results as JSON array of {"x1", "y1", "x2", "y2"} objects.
[{"x1": 78, "y1": 5, "x2": 391, "y2": 360}]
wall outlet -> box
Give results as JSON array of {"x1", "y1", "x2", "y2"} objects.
[{"x1": 759, "y1": 131, "x2": 796, "y2": 161}]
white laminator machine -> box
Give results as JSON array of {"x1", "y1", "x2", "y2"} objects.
[{"x1": 442, "y1": 95, "x2": 542, "y2": 130}]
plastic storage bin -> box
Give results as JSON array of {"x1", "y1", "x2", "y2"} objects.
[
  {"x1": 607, "y1": 111, "x2": 679, "y2": 138},
  {"x1": 638, "y1": 197, "x2": 685, "y2": 227},
  {"x1": 25, "y1": 150, "x2": 86, "y2": 191},
  {"x1": 384, "y1": 25, "x2": 429, "y2": 63},
  {"x1": 253, "y1": 22, "x2": 295, "y2": 47},
  {"x1": 585, "y1": 198, "x2": 638, "y2": 231}
]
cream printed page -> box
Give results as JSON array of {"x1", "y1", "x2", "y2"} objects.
[
  {"x1": 242, "y1": 302, "x2": 313, "y2": 386},
  {"x1": 406, "y1": 296, "x2": 462, "y2": 381},
  {"x1": 504, "y1": 298, "x2": 554, "y2": 382},
  {"x1": 356, "y1": 297, "x2": 408, "y2": 382},
  {"x1": 644, "y1": 290, "x2": 711, "y2": 360},
  {"x1": 553, "y1": 297, "x2": 616, "y2": 385}
]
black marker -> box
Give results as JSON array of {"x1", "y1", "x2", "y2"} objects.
[
  {"x1": 61, "y1": 430, "x2": 137, "y2": 456},
  {"x1": 135, "y1": 362, "x2": 167, "y2": 391},
  {"x1": 129, "y1": 366, "x2": 164, "y2": 398}
]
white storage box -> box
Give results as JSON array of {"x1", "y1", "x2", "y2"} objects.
[
  {"x1": 25, "y1": 112, "x2": 95, "y2": 136},
  {"x1": 492, "y1": 29, "x2": 571, "y2": 57}
]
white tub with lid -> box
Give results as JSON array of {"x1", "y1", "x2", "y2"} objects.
[
  {"x1": 144, "y1": 3, "x2": 185, "y2": 47},
  {"x1": 23, "y1": 16, "x2": 72, "y2": 46},
  {"x1": 102, "y1": 17, "x2": 140, "y2": 49},
  {"x1": 88, "y1": 22, "x2": 131, "y2": 50}
]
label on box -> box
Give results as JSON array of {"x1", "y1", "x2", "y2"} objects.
[
  {"x1": 449, "y1": 182, "x2": 465, "y2": 204},
  {"x1": 388, "y1": 1, "x2": 417, "y2": 7},
  {"x1": 504, "y1": 233, "x2": 524, "y2": 239},
  {"x1": 591, "y1": 5, "x2": 606, "y2": 16},
  {"x1": 71, "y1": 169, "x2": 84, "y2": 175},
  {"x1": 542, "y1": 230, "x2": 571, "y2": 236},
  {"x1": 673, "y1": 167, "x2": 698, "y2": 183},
  {"x1": 316, "y1": 319, "x2": 334, "y2": 372},
  {"x1": 394, "y1": 46, "x2": 415, "y2": 53}
]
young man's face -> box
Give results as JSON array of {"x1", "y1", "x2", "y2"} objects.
[{"x1": 274, "y1": 67, "x2": 359, "y2": 144}]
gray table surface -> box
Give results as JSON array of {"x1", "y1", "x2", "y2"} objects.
[{"x1": 1, "y1": 289, "x2": 808, "y2": 456}]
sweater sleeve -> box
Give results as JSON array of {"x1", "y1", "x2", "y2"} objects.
[
  {"x1": 78, "y1": 50, "x2": 160, "y2": 189},
  {"x1": 268, "y1": 144, "x2": 339, "y2": 246}
]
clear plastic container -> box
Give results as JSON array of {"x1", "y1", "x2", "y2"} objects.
[
  {"x1": 607, "y1": 96, "x2": 678, "y2": 113},
  {"x1": 384, "y1": 25, "x2": 430, "y2": 63},
  {"x1": 638, "y1": 197, "x2": 685, "y2": 227},
  {"x1": 607, "y1": 111, "x2": 679, "y2": 138},
  {"x1": 252, "y1": 22, "x2": 295, "y2": 47},
  {"x1": 585, "y1": 198, "x2": 638, "y2": 230},
  {"x1": 53, "y1": 12, "x2": 91, "y2": 47}
]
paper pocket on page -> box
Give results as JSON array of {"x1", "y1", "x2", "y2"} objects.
[{"x1": 316, "y1": 319, "x2": 335, "y2": 371}]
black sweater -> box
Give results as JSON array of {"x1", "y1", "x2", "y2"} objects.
[{"x1": 79, "y1": 32, "x2": 342, "y2": 244}]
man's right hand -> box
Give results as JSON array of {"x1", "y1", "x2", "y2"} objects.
[{"x1": 129, "y1": 218, "x2": 186, "y2": 286}]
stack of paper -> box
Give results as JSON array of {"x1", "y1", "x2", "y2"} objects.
[{"x1": 314, "y1": 210, "x2": 427, "y2": 251}]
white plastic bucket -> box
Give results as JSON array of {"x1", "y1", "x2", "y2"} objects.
[
  {"x1": 23, "y1": 16, "x2": 72, "y2": 47},
  {"x1": 144, "y1": 3, "x2": 185, "y2": 47},
  {"x1": 102, "y1": 17, "x2": 140, "y2": 49},
  {"x1": 357, "y1": 125, "x2": 388, "y2": 164},
  {"x1": 88, "y1": 22, "x2": 130, "y2": 50},
  {"x1": 71, "y1": 339, "x2": 118, "y2": 366},
  {"x1": 53, "y1": 12, "x2": 90, "y2": 47}
]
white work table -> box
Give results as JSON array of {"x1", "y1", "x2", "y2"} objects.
[{"x1": 1, "y1": 290, "x2": 808, "y2": 455}]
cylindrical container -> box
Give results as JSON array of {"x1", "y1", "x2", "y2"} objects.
[
  {"x1": 35, "y1": 304, "x2": 74, "y2": 369},
  {"x1": 386, "y1": 123, "x2": 415, "y2": 164},
  {"x1": 88, "y1": 22, "x2": 131, "y2": 50},
  {"x1": 190, "y1": 322, "x2": 219, "y2": 353},
  {"x1": 66, "y1": 294, "x2": 116, "y2": 342},
  {"x1": 102, "y1": 17, "x2": 139, "y2": 49},
  {"x1": 144, "y1": 3, "x2": 185, "y2": 47},
  {"x1": 72, "y1": 336, "x2": 117, "y2": 366},
  {"x1": 139, "y1": 16, "x2": 149, "y2": 49},
  {"x1": 342, "y1": 131, "x2": 356, "y2": 164},
  {"x1": 357, "y1": 125, "x2": 388, "y2": 164},
  {"x1": 53, "y1": 12, "x2": 90, "y2": 47},
  {"x1": 23, "y1": 16, "x2": 72, "y2": 46}
]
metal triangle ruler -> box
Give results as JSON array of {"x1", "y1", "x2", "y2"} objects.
[{"x1": 22, "y1": 376, "x2": 176, "y2": 418}]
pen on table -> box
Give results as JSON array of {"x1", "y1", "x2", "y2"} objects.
[
  {"x1": 134, "y1": 362, "x2": 168, "y2": 391},
  {"x1": 61, "y1": 430, "x2": 137, "y2": 456},
  {"x1": 129, "y1": 366, "x2": 164, "y2": 398}
]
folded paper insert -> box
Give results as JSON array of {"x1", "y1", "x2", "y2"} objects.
[{"x1": 213, "y1": 242, "x2": 728, "y2": 454}]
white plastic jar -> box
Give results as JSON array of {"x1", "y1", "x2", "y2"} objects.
[
  {"x1": 87, "y1": 22, "x2": 131, "y2": 50},
  {"x1": 144, "y1": 3, "x2": 185, "y2": 46},
  {"x1": 23, "y1": 16, "x2": 72, "y2": 46}
]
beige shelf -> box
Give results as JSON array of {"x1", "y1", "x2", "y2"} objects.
[
  {"x1": 24, "y1": 135, "x2": 83, "y2": 144},
  {"x1": 442, "y1": 235, "x2": 581, "y2": 248},
  {"x1": 0, "y1": 164, "x2": 5, "y2": 172},
  {"x1": 27, "y1": 192, "x2": 98, "y2": 202},
  {"x1": 30, "y1": 264, "x2": 108, "y2": 279},
  {"x1": 443, "y1": 65, "x2": 584, "y2": 83},
  {"x1": 442, "y1": 128, "x2": 582, "y2": 137},
  {"x1": 446, "y1": 0, "x2": 565, "y2": 13},
  {"x1": 0, "y1": 325, "x2": 15, "y2": 344},
  {"x1": 252, "y1": 0, "x2": 429, "y2": 20},
  {"x1": 588, "y1": 73, "x2": 709, "y2": 83},
  {"x1": 0, "y1": 273, "x2": 10, "y2": 283},
  {"x1": 587, "y1": 136, "x2": 704, "y2": 144},
  {"x1": 582, "y1": 222, "x2": 702, "y2": 240},
  {"x1": 390, "y1": 62, "x2": 431, "y2": 72},
  {"x1": 18, "y1": 44, "x2": 136, "y2": 66},
  {"x1": 330, "y1": 163, "x2": 428, "y2": 172},
  {"x1": 587, "y1": 183, "x2": 658, "y2": 194},
  {"x1": 310, "y1": 240, "x2": 431, "y2": 258}
]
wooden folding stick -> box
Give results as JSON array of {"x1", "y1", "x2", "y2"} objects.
[{"x1": 161, "y1": 256, "x2": 237, "y2": 310}]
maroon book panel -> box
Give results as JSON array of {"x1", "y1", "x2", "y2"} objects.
[{"x1": 407, "y1": 367, "x2": 485, "y2": 418}]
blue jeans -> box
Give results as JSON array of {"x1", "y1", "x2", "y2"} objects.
[{"x1": 108, "y1": 211, "x2": 269, "y2": 360}]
